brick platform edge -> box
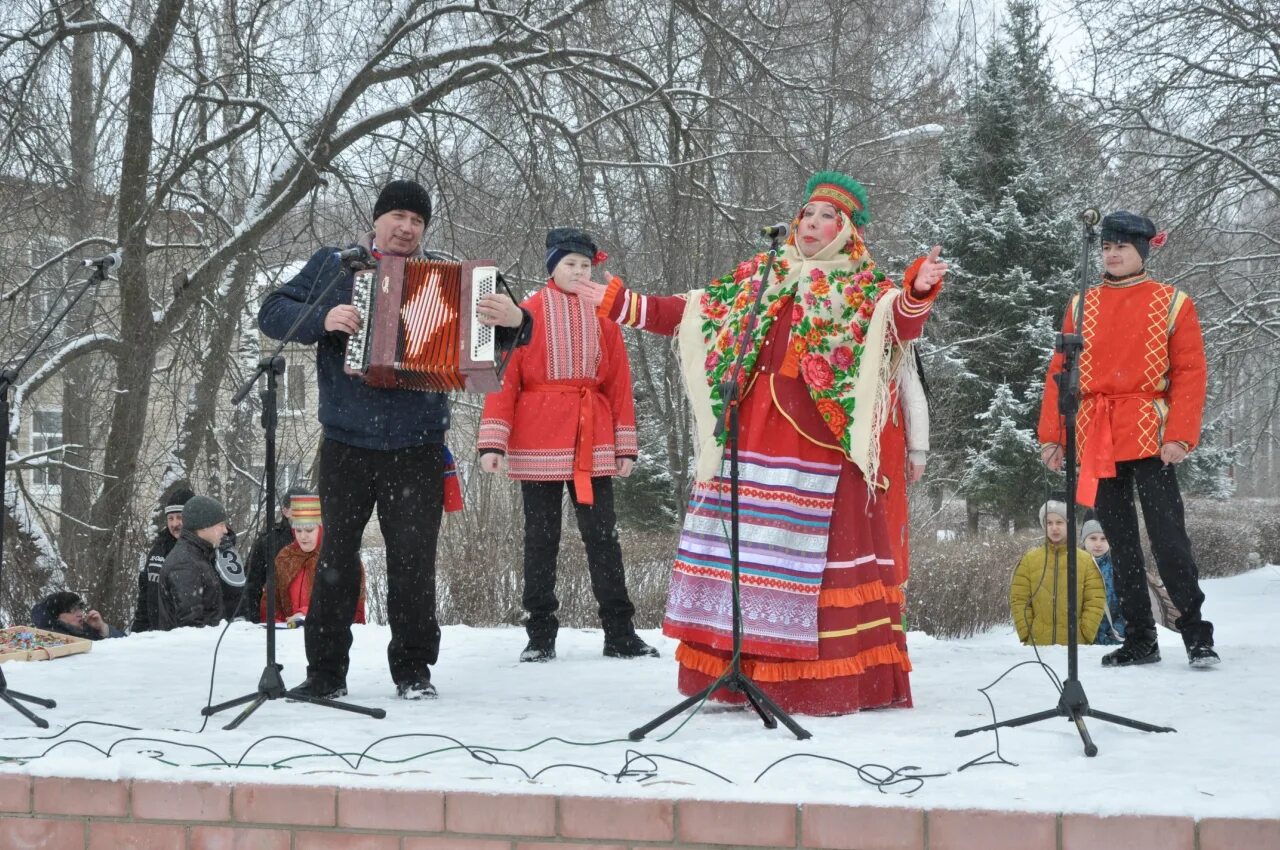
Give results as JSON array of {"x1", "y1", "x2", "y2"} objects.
[{"x1": 0, "y1": 775, "x2": 1277, "y2": 850}]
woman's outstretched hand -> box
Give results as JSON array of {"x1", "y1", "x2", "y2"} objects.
[{"x1": 914, "y1": 246, "x2": 948, "y2": 293}]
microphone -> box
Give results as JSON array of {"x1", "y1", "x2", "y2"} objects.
[
  {"x1": 1079, "y1": 208, "x2": 1101, "y2": 227},
  {"x1": 759, "y1": 222, "x2": 789, "y2": 240},
  {"x1": 80, "y1": 249, "x2": 123, "y2": 273},
  {"x1": 333, "y1": 245, "x2": 373, "y2": 264}
]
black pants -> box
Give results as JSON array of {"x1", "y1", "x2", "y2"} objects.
[
  {"x1": 307, "y1": 438, "x2": 444, "y2": 685},
  {"x1": 1094, "y1": 456, "x2": 1212, "y2": 647},
  {"x1": 521, "y1": 477, "x2": 635, "y2": 641}
]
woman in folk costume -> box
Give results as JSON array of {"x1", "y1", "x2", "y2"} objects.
[
  {"x1": 588, "y1": 172, "x2": 947, "y2": 715},
  {"x1": 877, "y1": 348, "x2": 930, "y2": 589},
  {"x1": 478, "y1": 227, "x2": 659, "y2": 663},
  {"x1": 264, "y1": 494, "x2": 366, "y2": 625}
]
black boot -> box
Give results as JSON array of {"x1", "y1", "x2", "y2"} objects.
[
  {"x1": 287, "y1": 676, "x2": 348, "y2": 700},
  {"x1": 1101, "y1": 629, "x2": 1160, "y2": 667},
  {"x1": 603, "y1": 632, "x2": 659, "y2": 659},
  {"x1": 519, "y1": 636, "x2": 556, "y2": 662},
  {"x1": 1186, "y1": 642, "x2": 1220, "y2": 669}
]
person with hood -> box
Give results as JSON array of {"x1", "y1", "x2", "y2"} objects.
[
  {"x1": 242, "y1": 484, "x2": 313, "y2": 623},
  {"x1": 258, "y1": 178, "x2": 532, "y2": 701},
  {"x1": 131, "y1": 487, "x2": 193, "y2": 632},
  {"x1": 263, "y1": 494, "x2": 366, "y2": 625},
  {"x1": 1010, "y1": 500, "x2": 1106, "y2": 647},
  {"x1": 583, "y1": 172, "x2": 947, "y2": 715},
  {"x1": 32, "y1": 591, "x2": 124, "y2": 641},
  {"x1": 157, "y1": 495, "x2": 229, "y2": 630}
]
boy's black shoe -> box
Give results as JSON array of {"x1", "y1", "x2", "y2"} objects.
[
  {"x1": 603, "y1": 633, "x2": 660, "y2": 659},
  {"x1": 1101, "y1": 632, "x2": 1160, "y2": 667},
  {"x1": 1186, "y1": 643, "x2": 1220, "y2": 669},
  {"x1": 395, "y1": 678, "x2": 438, "y2": 700},
  {"x1": 519, "y1": 638, "x2": 556, "y2": 663},
  {"x1": 287, "y1": 676, "x2": 348, "y2": 700}
]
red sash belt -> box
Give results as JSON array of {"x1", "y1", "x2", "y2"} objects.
[
  {"x1": 525, "y1": 383, "x2": 599, "y2": 505},
  {"x1": 1077, "y1": 390, "x2": 1165, "y2": 507}
]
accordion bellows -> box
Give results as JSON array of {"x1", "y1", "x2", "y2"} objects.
[{"x1": 344, "y1": 256, "x2": 504, "y2": 393}]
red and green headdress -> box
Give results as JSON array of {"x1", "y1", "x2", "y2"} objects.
[{"x1": 804, "y1": 171, "x2": 871, "y2": 229}]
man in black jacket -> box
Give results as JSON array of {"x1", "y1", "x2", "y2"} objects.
[
  {"x1": 258, "y1": 178, "x2": 531, "y2": 700},
  {"x1": 158, "y1": 495, "x2": 230, "y2": 630},
  {"x1": 242, "y1": 484, "x2": 311, "y2": 623},
  {"x1": 131, "y1": 487, "x2": 194, "y2": 632}
]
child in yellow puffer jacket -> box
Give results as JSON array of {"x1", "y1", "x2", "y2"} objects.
[{"x1": 1010, "y1": 500, "x2": 1106, "y2": 646}]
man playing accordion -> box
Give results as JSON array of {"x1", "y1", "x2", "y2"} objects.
[{"x1": 258, "y1": 178, "x2": 531, "y2": 700}]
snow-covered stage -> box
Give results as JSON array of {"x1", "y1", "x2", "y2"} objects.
[{"x1": 1, "y1": 568, "x2": 1277, "y2": 849}]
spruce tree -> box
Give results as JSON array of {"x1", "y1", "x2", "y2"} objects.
[{"x1": 907, "y1": 0, "x2": 1088, "y2": 530}]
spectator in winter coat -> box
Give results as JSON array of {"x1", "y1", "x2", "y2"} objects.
[
  {"x1": 158, "y1": 495, "x2": 229, "y2": 630},
  {"x1": 1081, "y1": 519, "x2": 1125, "y2": 644},
  {"x1": 1010, "y1": 500, "x2": 1106, "y2": 647},
  {"x1": 32, "y1": 591, "x2": 124, "y2": 641},
  {"x1": 263, "y1": 494, "x2": 366, "y2": 625},
  {"x1": 242, "y1": 483, "x2": 313, "y2": 623},
  {"x1": 131, "y1": 487, "x2": 194, "y2": 632}
]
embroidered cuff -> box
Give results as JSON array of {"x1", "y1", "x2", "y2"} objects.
[
  {"x1": 615, "y1": 425, "x2": 639, "y2": 457},
  {"x1": 477, "y1": 419, "x2": 511, "y2": 452}
]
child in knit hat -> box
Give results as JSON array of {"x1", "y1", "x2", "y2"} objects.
[
  {"x1": 1009, "y1": 501, "x2": 1107, "y2": 647},
  {"x1": 1081, "y1": 519, "x2": 1124, "y2": 644},
  {"x1": 264, "y1": 494, "x2": 366, "y2": 626},
  {"x1": 478, "y1": 227, "x2": 657, "y2": 663}
]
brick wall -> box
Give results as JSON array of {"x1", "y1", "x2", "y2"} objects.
[{"x1": 0, "y1": 774, "x2": 1276, "y2": 850}]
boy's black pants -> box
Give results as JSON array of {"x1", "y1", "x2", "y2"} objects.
[
  {"x1": 521, "y1": 477, "x2": 635, "y2": 642},
  {"x1": 307, "y1": 438, "x2": 444, "y2": 685},
  {"x1": 1093, "y1": 456, "x2": 1213, "y2": 648}
]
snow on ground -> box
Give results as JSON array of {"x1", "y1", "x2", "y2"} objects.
[{"x1": 2, "y1": 567, "x2": 1277, "y2": 818}]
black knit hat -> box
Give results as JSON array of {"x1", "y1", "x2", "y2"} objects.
[
  {"x1": 182, "y1": 494, "x2": 228, "y2": 531},
  {"x1": 45, "y1": 590, "x2": 84, "y2": 619},
  {"x1": 162, "y1": 487, "x2": 195, "y2": 516},
  {"x1": 545, "y1": 227, "x2": 600, "y2": 275},
  {"x1": 1101, "y1": 210, "x2": 1158, "y2": 260},
  {"x1": 373, "y1": 179, "x2": 432, "y2": 225}
]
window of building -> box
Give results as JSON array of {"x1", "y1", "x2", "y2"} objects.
[
  {"x1": 31, "y1": 409, "x2": 63, "y2": 488},
  {"x1": 285, "y1": 363, "x2": 307, "y2": 412}
]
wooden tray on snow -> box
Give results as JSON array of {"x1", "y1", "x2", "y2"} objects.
[{"x1": 0, "y1": 625, "x2": 93, "y2": 663}]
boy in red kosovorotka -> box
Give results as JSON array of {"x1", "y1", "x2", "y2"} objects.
[{"x1": 478, "y1": 227, "x2": 659, "y2": 663}]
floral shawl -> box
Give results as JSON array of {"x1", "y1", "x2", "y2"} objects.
[{"x1": 690, "y1": 215, "x2": 899, "y2": 465}]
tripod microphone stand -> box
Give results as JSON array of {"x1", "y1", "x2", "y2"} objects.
[
  {"x1": 954, "y1": 211, "x2": 1174, "y2": 757},
  {"x1": 629, "y1": 232, "x2": 811, "y2": 742},
  {"x1": 201, "y1": 251, "x2": 385, "y2": 730},
  {"x1": 0, "y1": 252, "x2": 118, "y2": 727}
]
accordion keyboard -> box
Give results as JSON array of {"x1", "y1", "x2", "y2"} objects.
[
  {"x1": 469, "y1": 265, "x2": 496, "y2": 363},
  {"x1": 344, "y1": 268, "x2": 376, "y2": 373}
]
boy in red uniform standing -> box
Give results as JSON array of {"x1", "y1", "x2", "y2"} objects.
[
  {"x1": 1038, "y1": 210, "x2": 1217, "y2": 669},
  {"x1": 479, "y1": 227, "x2": 659, "y2": 663}
]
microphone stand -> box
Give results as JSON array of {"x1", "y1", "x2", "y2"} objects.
[
  {"x1": 954, "y1": 215, "x2": 1173, "y2": 756},
  {"x1": 629, "y1": 231, "x2": 811, "y2": 742},
  {"x1": 200, "y1": 251, "x2": 386, "y2": 730},
  {"x1": 0, "y1": 256, "x2": 115, "y2": 727}
]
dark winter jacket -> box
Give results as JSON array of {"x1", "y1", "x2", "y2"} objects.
[
  {"x1": 257, "y1": 243, "x2": 532, "y2": 450},
  {"x1": 1093, "y1": 551, "x2": 1126, "y2": 644},
  {"x1": 157, "y1": 530, "x2": 225, "y2": 630},
  {"x1": 132, "y1": 531, "x2": 180, "y2": 632},
  {"x1": 242, "y1": 518, "x2": 293, "y2": 623},
  {"x1": 30, "y1": 599, "x2": 125, "y2": 641}
]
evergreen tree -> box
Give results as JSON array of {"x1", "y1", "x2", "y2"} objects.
[{"x1": 906, "y1": 0, "x2": 1090, "y2": 529}]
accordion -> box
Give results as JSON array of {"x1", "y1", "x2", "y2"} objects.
[{"x1": 343, "y1": 256, "x2": 505, "y2": 393}]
